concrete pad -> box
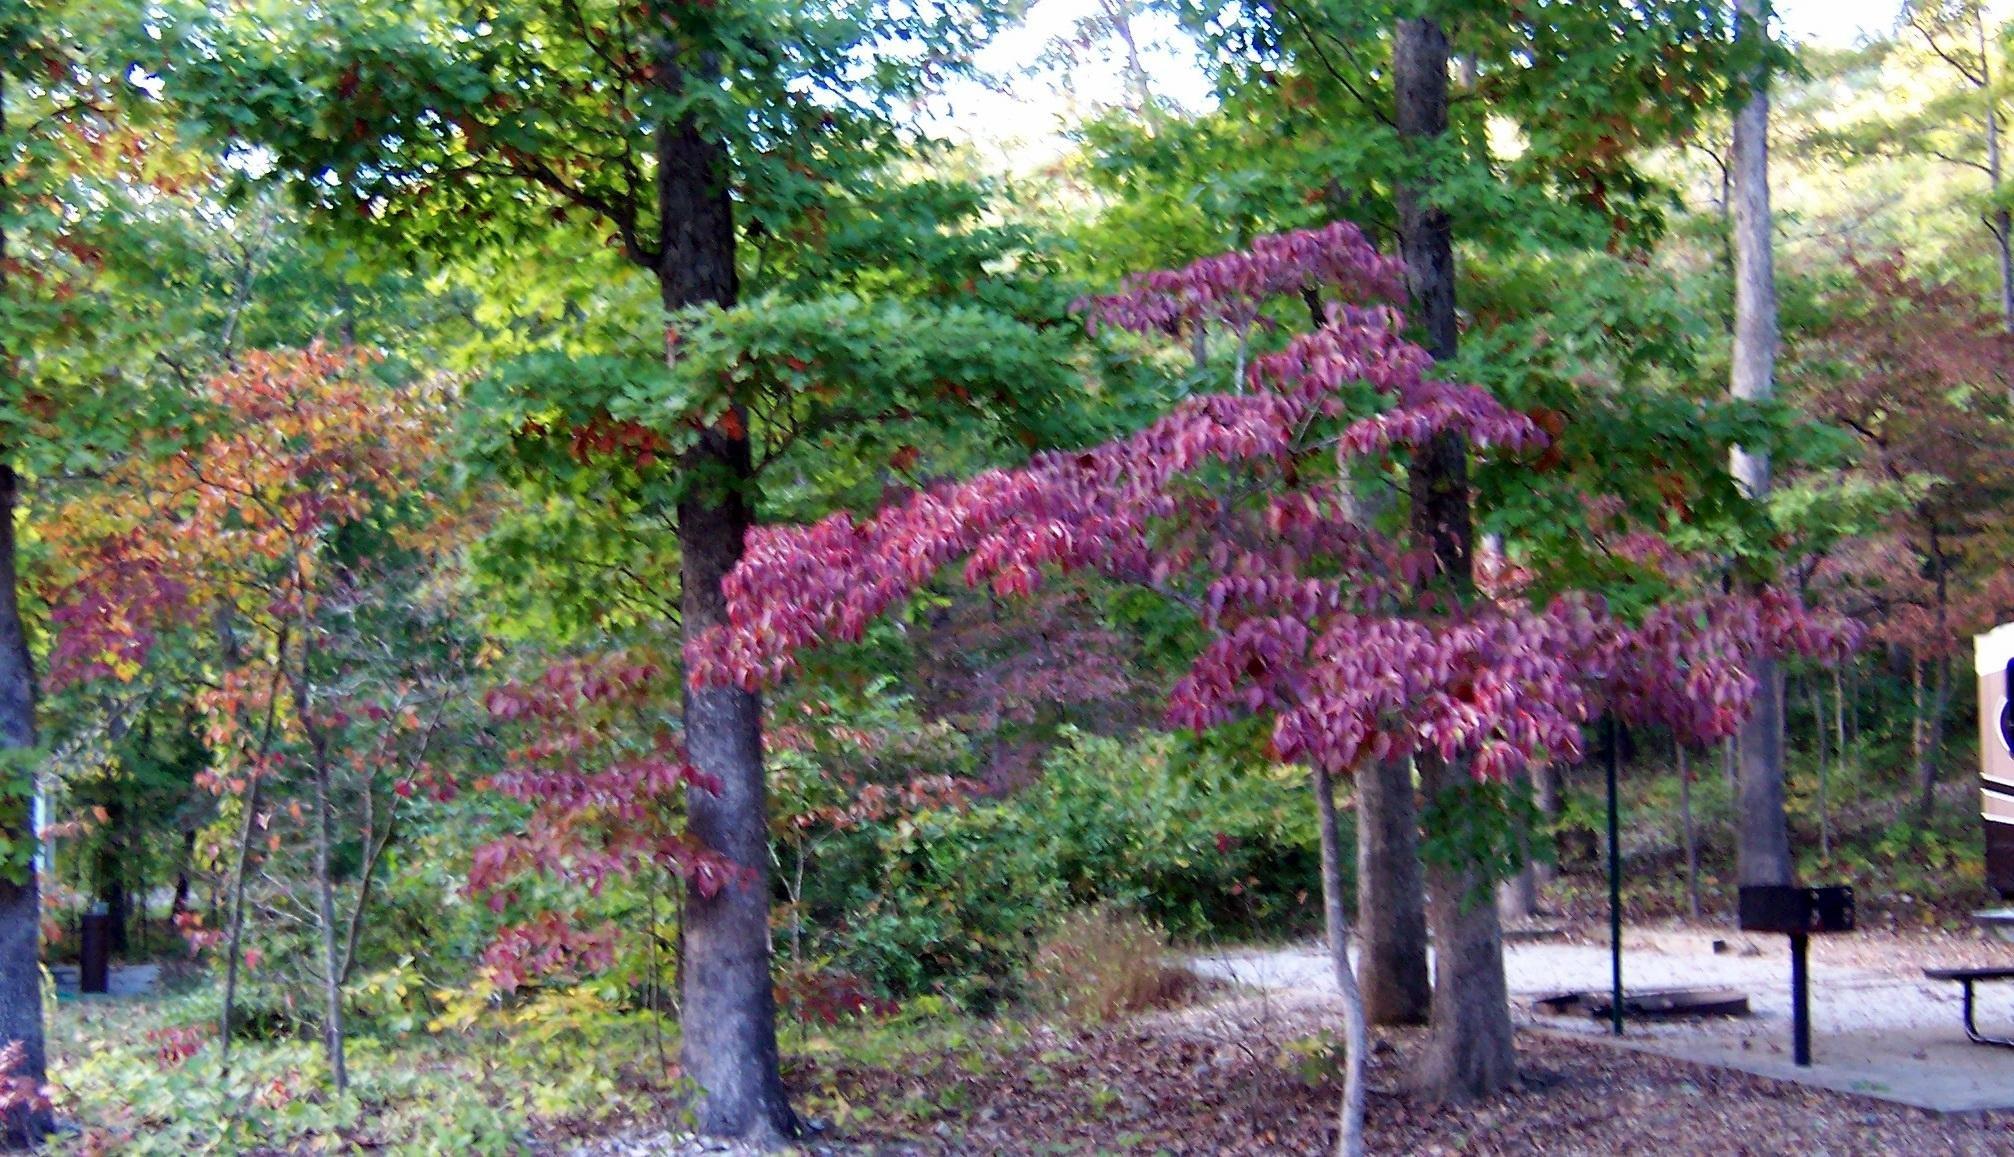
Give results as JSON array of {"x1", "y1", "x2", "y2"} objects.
[
  {"x1": 49, "y1": 963, "x2": 160, "y2": 998},
  {"x1": 1192, "y1": 935, "x2": 2014, "y2": 1113}
]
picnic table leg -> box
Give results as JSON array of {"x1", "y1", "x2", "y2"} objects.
[
  {"x1": 1790, "y1": 932, "x2": 1811, "y2": 1066},
  {"x1": 1959, "y1": 979, "x2": 2014, "y2": 1049}
]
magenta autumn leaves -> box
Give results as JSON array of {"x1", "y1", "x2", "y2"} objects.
[{"x1": 689, "y1": 222, "x2": 1859, "y2": 785}]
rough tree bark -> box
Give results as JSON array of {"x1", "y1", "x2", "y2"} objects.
[
  {"x1": 0, "y1": 69, "x2": 51, "y2": 1146},
  {"x1": 1355, "y1": 756, "x2": 1430, "y2": 1025},
  {"x1": 1324, "y1": 277, "x2": 1431, "y2": 1027},
  {"x1": 1730, "y1": 0, "x2": 1792, "y2": 890},
  {"x1": 1313, "y1": 766, "x2": 1368, "y2": 1157},
  {"x1": 1395, "y1": 12, "x2": 1517, "y2": 1102},
  {"x1": 651, "y1": 38, "x2": 798, "y2": 1142},
  {"x1": 1314, "y1": 272, "x2": 1431, "y2": 1028}
]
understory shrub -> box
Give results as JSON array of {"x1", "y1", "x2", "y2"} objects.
[
  {"x1": 1023, "y1": 905, "x2": 1196, "y2": 1023},
  {"x1": 1012, "y1": 730, "x2": 1324, "y2": 940},
  {"x1": 792, "y1": 729, "x2": 1322, "y2": 1006}
]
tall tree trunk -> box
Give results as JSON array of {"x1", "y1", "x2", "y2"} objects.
[
  {"x1": 1911, "y1": 651, "x2": 1928, "y2": 792},
  {"x1": 651, "y1": 39, "x2": 796, "y2": 1140},
  {"x1": 1917, "y1": 531, "x2": 1953, "y2": 817},
  {"x1": 1530, "y1": 760, "x2": 1560, "y2": 888},
  {"x1": 1356, "y1": 756, "x2": 1430, "y2": 1025},
  {"x1": 1395, "y1": 12, "x2": 1515, "y2": 1102},
  {"x1": 1415, "y1": 756, "x2": 1517, "y2": 1101},
  {"x1": 305, "y1": 736, "x2": 347, "y2": 1094},
  {"x1": 1313, "y1": 766, "x2": 1368, "y2": 1157},
  {"x1": 290, "y1": 650, "x2": 348, "y2": 1096},
  {"x1": 171, "y1": 827, "x2": 197, "y2": 921},
  {"x1": 101, "y1": 799, "x2": 130, "y2": 958},
  {"x1": 679, "y1": 466, "x2": 795, "y2": 1143},
  {"x1": 0, "y1": 466, "x2": 45, "y2": 1140},
  {"x1": 1104, "y1": 0, "x2": 1159, "y2": 118},
  {"x1": 1332, "y1": 240, "x2": 1428, "y2": 1028},
  {"x1": 1679, "y1": 743, "x2": 1701, "y2": 920},
  {"x1": 1918, "y1": 655, "x2": 1952, "y2": 816},
  {"x1": 1850, "y1": 658, "x2": 1862, "y2": 750},
  {"x1": 1810, "y1": 679, "x2": 1830, "y2": 859},
  {"x1": 219, "y1": 771, "x2": 261, "y2": 1069},
  {"x1": 0, "y1": 67, "x2": 51, "y2": 1142},
  {"x1": 1976, "y1": 7, "x2": 2014, "y2": 336},
  {"x1": 1730, "y1": 0, "x2": 1792, "y2": 890},
  {"x1": 1496, "y1": 765, "x2": 1540, "y2": 923}
]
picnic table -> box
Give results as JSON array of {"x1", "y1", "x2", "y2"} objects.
[{"x1": 1923, "y1": 966, "x2": 2014, "y2": 1048}]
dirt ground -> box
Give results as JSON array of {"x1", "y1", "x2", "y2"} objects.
[{"x1": 576, "y1": 985, "x2": 2014, "y2": 1154}]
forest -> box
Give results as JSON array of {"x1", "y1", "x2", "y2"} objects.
[{"x1": 4, "y1": 0, "x2": 2014, "y2": 1154}]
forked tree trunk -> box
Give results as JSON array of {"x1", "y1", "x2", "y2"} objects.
[
  {"x1": 651, "y1": 37, "x2": 797, "y2": 1139},
  {"x1": 1394, "y1": 13, "x2": 1515, "y2": 1101},
  {"x1": 1730, "y1": 0, "x2": 1792, "y2": 891},
  {"x1": 1355, "y1": 756, "x2": 1430, "y2": 1026},
  {"x1": 1313, "y1": 766, "x2": 1368, "y2": 1157}
]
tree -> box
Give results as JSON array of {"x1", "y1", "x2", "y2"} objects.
[
  {"x1": 690, "y1": 225, "x2": 1854, "y2": 1148},
  {"x1": 0, "y1": 0, "x2": 184, "y2": 1136},
  {"x1": 1388, "y1": 8, "x2": 1533, "y2": 1101},
  {"x1": 1797, "y1": 255, "x2": 2014, "y2": 814},
  {"x1": 1086, "y1": 0, "x2": 1748, "y2": 1050},
  {"x1": 166, "y1": 0, "x2": 1044, "y2": 1138},
  {"x1": 1730, "y1": 0, "x2": 1790, "y2": 890},
  {"x1": 1897, "y1": 1, "x2": 2012, "y2": 330},
  {"x1": 47, "y1": 346, "x2": 463, "y2": 1093}
]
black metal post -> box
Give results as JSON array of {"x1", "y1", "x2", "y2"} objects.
[
  {"x1": 80, "y1": 905, "x2": 110, "y2": 995},
  {"x1": 1607, "y1": 714, "x2": 1624, "y2": 1036},
  {"x1": 1790, "y1": 931, "x2": 1811, "y2": 1066}
]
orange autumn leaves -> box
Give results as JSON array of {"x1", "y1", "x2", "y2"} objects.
[{"x1": 45, "y1": 345, "x2": 455, "y2": 695}]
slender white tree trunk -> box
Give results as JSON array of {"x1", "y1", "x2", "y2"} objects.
[{"x1": 1314, "y1": 766, "x2": 1368, "y2": 1157}]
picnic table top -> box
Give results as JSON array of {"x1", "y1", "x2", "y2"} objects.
[{"x1": 1924, "y1": 966, "x2": 2014, "y2": 982}]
